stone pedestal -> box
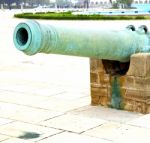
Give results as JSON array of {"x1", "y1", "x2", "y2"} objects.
[{"x1": 90, "y1": 53, "x2": 150, "y2": 114}]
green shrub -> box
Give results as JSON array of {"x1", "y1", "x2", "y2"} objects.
[
  {"x1": 14, "y1": 12, "x2": 149, "y2": 20},
  {"x1": 134, "y1": 15, "x2": 145, "y2": 19}
]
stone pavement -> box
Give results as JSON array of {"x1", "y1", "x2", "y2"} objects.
[{"x1": 0, "y1": 10, "x2": 150, "y2": 143}]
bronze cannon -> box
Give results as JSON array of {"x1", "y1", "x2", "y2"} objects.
[{"x1": 13, "y1": 20, "x2": 150, "y2": 75}]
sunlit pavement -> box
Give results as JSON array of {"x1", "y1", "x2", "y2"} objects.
[{"x1": 0, "y1": 10, "x2": 150, "y2": 143}]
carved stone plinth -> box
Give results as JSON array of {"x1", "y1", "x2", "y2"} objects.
[{"x1": 90, "y1": 53, "x2": 150, "y2": 114}]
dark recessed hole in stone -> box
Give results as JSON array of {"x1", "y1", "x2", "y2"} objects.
[
  {"x1": 16, "y1": 28, "x2": 28, "y2": 46},
  {"x1": 102, "y1": 59, "x2": 130, "y2": 76}
]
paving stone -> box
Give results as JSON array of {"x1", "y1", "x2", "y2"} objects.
[
  {"x1": 52, "y1": 91, "x2": 88, "y2": 101},
  {"x1": 0, "y1": 134, "x2": 9, "y2": 142},
  {"x1": 128, "y1": 113, "x2": 150, "y2": 129},
  {"x1": 69, "y1": 105, "x2": 142, "y2": 123},
  {"x1": 40, "y1": 114, "x2": 106, "y2": 133},
  {"x1": 0, "y1": 84, "x2": 65, "y2": 97},
  {"x1": 32, "y1": 87, "x2": 66, "y2": 97},
  {"x1": 84, "y1": 123, "x2": 150, "y2": 143},
  {"x1": 10, "y1": 108, "x2": 64, "y2": 124},
  {"x1": 0, "y1": 102, "x2": 63, "y2": 123},
  {"x1": 0, "y1": 102, "x2": 22, "y2": 118},
  {"x1": 1, "y1": 138, "x2": 35, "y2": 143},
  {"x1": 0, "y1": 118, "x2": 13, "y2": 125},
  {"x1": 0, "y1": 91, "x2": 49, "y2": 106},
  {"x1": 115, "y1": 125, "x2": 150, "y2": 143},
  {"x1": 83, "y1": 122, "x2": 122, "y2": 141},
  {"x1": 34, "y1": 96, "x2": 90, "y2": 112},
  {"x1": 37, "y1": 131, "x2": 112, "y2": 143},
  {"x1": 0, "y1": 83, "x2": 38, "y2": 94},
  {"x1": 0, "y1": 121, "x2": 62, "y2": 142}
]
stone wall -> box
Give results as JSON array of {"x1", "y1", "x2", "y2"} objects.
[{"x1": 90, "y1": 53, "x2": 150, "y2": 114}]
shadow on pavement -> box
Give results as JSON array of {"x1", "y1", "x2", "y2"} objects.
[{"x1": 18, "y1": 132, "x2": 40, "y2": 139}]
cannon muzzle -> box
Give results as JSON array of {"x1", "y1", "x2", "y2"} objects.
[{"x1": 13, "y1": 20, "x2": 150, "y2": 62}]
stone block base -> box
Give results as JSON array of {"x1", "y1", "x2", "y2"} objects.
[{"x1": 90, "y1": 53, "x2": 150, "y2": 114}]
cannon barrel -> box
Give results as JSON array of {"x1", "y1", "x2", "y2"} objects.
[{"x1": 13, "y1": 20, "x2": 150, "y2": 62}]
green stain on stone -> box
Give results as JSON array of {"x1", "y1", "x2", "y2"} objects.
[
  {"x1": 111, "y1": 76, "x2": 124, "y2": 109},
  {"x1": 18, "y1": 132, "x2": 40, "y2": 139}
]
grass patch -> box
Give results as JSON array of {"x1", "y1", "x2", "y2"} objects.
[{"x1": 14, "y1": 12, "x2": 150, "y2": 20}]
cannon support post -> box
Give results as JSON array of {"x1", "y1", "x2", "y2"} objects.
[{"x1": 90, "y1": 53, "x2": 150, "y2": 114}]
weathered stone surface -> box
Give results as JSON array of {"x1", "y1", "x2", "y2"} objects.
[
  {"x1": 90, "y1": 83, "x2": 101, "y2": 88},
  {"x1": 134, "y1": 77, "x2": 150, "y2": 90},
  {"x1": 91, "y1": 87, "x2": 108, "y2": 106},
  {"x1": 124, "y1": 76, "x2": 135, "y2": 88},
  {"x1": 127, "y1": 53, "x2": 150, "y2": 77},
  {"x1": 0, "y1": 135, "x2": 9, "y2": 142},
  {"x1": 128, "y1": 114, "x2": 150, "y2": 129},
  {"x1": 90, "y1": 55, "x2": 150, "y2": 114},
  {"x1": 90, "y1": 73, "x2": 99, "y2": 84},
  {"x1": 115, "y1": 125, "x2": 150, "y2": 143},
  {"x1": 125, "y1": 89, "x2": 141, "y2": 98},
  {"x1": 0, "y1": 122, "x2": 61, "y2": 142},
  {"x1": 40, "y1": 114, "x2": 106, "y2": 133},
  {"x1": 90, "y1": 59, "x2": 104, "y2": 73},
  {"x1": 125, "y1": 76, "x2": 150, "y2": 91},
  {"x1": 91, "y1": 94, "x2": 100, "y2": 105},
  {"x1": 69, "y1": 105, "x2": 142, "y2": 123},
  {"x1": 123, "y1": 98, "x2": 147, "y2": 113},
  {"x1": 0, "y1": 118, "x2": 12, "y2": 126},
  {"x1": 34, "y1": 96, "x2": 89, "y2": 112},
  {"x1": 83, "y1": 122, "x2": 122, "y2": 141},
  {"x1": 99, "y1": 73, "x2": 110, "y2": 86},
  {"x1": 37, "y1": 131, "x2": 112, "y2": 143},
  {"x1": 1, "y1": 138, "x2": 35, "y2": 143},
  {"x1": 91, "y1": 87, "x2": 108, "y2": 97}
]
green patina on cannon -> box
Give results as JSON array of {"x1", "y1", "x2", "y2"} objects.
[
  {"x1": 13, "y1": 20, "x2": 150, "y2": 109},
  {"x1": 13, "y1": 21, "x2": 150, "y2": 76},
  {"x1": 13, "y1": 20, "x2": 150, "y2": 61}
]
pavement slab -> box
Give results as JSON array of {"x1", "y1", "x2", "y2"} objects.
[
  {"x1": 114, "y1": 125, "x2": 150, "y2": 143},
  {"x1": 2, "y1": 138, "x2": 35, "y2": 143},
  {"x1": 0, "y1": 138, "x2": 35, "y2": 143},
  {"x1": 0, "y1": 81, "x2": 66, "y2": 97},
  {"x1": 69, "y1": 105, "x2": 142, "y2": 123},
  {"x1": 0, "y1": 102, "x2": 63, "y2": 123},
  {"x1": 83, "y1": 122, "x2": 122, "y2": 141},
  {"x1": 0, "y1": 118, "x2": 13, "y2": 126},
  {"x1": 34, "y1": 96, "x2": 90, "y2": 112},
  {"x1": 0, "y1": 121, "x2": 62, "y2": 142},
  {"x1": 84, "y1": 123, "x2": 150, "y2": 143},
  {"x1": 0, "y1": 134, "x2": 10, "y2": 142},
  {"x1": 40, "y1": 114, "x2": 106, "y2": 133},
  {"x1": 0, "y1": 91, "x2": 49, "y2": 106},
  {"x1": 37, "y1": 131, "x2": 112, "y2": 143},
  {"x1": 128, "y1": 113, "x2": 150, "y2": 129}
]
